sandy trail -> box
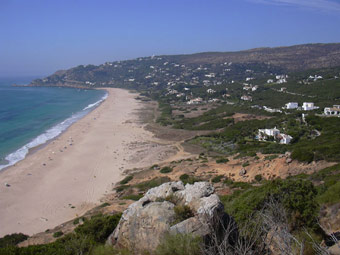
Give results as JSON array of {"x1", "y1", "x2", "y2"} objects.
[{"x1": 0, "y1": 88, "x2": 183, "y2": 237}]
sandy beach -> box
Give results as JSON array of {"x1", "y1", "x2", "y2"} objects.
[{"x1": 0, "y1": 88, "x2": 185, "y2": 237}]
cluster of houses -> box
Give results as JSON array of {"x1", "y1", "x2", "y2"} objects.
[
  {"x1": 284, "y1": 102, "x2": 319, "y2": 111},
  {"x1": 257, "y1": 127, "x2": 293, "y2": 144},
  {"x1": 267, "y1": 74, "x2": 289, "y2": 84}
]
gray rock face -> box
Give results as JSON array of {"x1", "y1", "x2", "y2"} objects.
[
  {"x1": 107, "y1": 181, "x2": 232, "y2": 252},
  {"x1": 239, "y1": 168, "x2": 247, "y2": 176}
]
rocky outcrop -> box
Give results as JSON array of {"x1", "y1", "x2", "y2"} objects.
[{"x1": 107, "y1": 181, "x2": 234, "y2": 252}]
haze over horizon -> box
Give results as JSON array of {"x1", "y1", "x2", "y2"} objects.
[{"x1": 1, "y1": 0, "x2": 340, "y2": 77}]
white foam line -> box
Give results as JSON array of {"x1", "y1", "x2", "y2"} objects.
[{"x1": 0, "y1": 92, "x2": 108, "y2": 171}]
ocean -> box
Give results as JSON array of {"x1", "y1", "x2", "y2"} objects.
[{"x1": 0, "y1": 77, "x2": 107, "y2": 170}]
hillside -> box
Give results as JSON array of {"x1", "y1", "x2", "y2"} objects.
[{"x1": 29, "y1": 43, "x2": 340, "y2": 89}]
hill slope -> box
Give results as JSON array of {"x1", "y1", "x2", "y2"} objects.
[{"x1": 30, "y1": 43, "x2": 340, "y2": 89}]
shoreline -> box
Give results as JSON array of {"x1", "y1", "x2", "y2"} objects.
[
  {"x1": 0, "y1": 88, "x2": 186, "y2": 237},
  {"x1": 0, "y1": 90, "x2": 108, "y2": 172}
]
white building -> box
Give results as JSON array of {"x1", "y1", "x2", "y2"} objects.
[
  {"x1": 267, "y1": 79, "x2": 274, "y2": 84},
  {"x1": 241, "y1": 95, "x2": 252, "y2": 101},
  {"x1": 258, "y1": 128, "x2": 280, "y2": 137},
  {"x1": 207, "y1": 89, "x2": 216, "y2": 94},
  {"x1": 285, "y1": 102, "x2": 298, "y2": 109},
  {"x1": 279, "y1": 134, "x2": 293, "y2": 144},
  {"x1": 324, "y1": 105, "x2": 340, "y2": 116},
  {"x1": 187, "y1": 97, "x2": 203, "y2": 105},
  {"x1": 258, "y1": 127, "x2": 293, "y2": 144},
  {"x1": 302, "y1": 102, "x2": 319, "y2": 111}
]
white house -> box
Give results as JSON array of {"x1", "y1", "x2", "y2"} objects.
[
  {"x1": 207, "y1": 89, "x2": 216, "y2": 94},
  {"x1": 258, "y1": 127, "x2": 280, "y2": 138},
  {"x1": 187, "y1": 97, "x2": 203, "y2": 105},
  {"x1": 324, "y1": 105, "x2": 340, "y2": 116},
  {"x1": 241, "y1": 95, "x2": 252, "y2": 101},
  {"x1": 258, "y1": 127, "x2": 293, "y2": 144},
  {"x1": 279, "y1": 134, "x2": 293, "y2": 144},
  {"x1": 285, "y1": 102, "x2": 298, "y2": 109},
  {"x1": 302, "y1": 102, "x2": 319, "y2": 111},
  {"x1": 267, "y1": 79, "x2": 274, "y2": 84}
]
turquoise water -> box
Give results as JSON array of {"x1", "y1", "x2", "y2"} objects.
[{"x1": 0, "y1": 77, "x2": 107, "y2": 170}]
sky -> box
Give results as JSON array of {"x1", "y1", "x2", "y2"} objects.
[{"x1": 0, "y1": 0, "x2": 340, "y2": 77}]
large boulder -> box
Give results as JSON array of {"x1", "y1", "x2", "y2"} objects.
[{"x1": 107, "y1": 181, "x2": 234, "y2": 252}]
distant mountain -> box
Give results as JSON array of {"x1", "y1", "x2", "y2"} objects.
[
  {"x1": 30, "y1": 43, "x2": 340, "y2": 89},
  {"x1": 166, "y1": 43, "x2": 340, "y2": 70}
]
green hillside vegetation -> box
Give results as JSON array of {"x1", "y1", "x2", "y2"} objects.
[{"x1": 0, "y1": 214, "x2": 121, "y2": 255}]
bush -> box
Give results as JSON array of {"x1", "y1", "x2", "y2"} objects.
[
  {"x1": 242, "y1": 162, "x2": 249, "y2": 167},
  {"x1": 179, "y1": 174, "x2": 201, "y2": 185},
  {"x1": 99, "y1": 202, "x2": 110, "y2": 208},
  {"x1": 75, "y1": 214, "x2": 121, "y2": 243},
  {"x1": 317, "y1": 181, "x2": 340, "y2": 205},
  {"x1": 254, "y1": 174, "x2": 262, "y2": 182},
  {"x1": 211, "y1": 175, "x2": 224, "y2": 183},
  {"x1": 291, "y1": 148, "x2": 314, "y2": 163},
  {"x1": 53, "y1": 231, "x2": 63, "y2": 238},
  {"x1": 115, "y1": 185, "x2": 130, "y2": 192},
  {"x1": 223, "y1": 179, "x2": 319, "y2": 230},
  {"x1": 179, "y1": 174, "x2": 189, "y2": 182},
  {"x1": 121, "y1": 194, "x2": 143, "y2": 201},
  {"x1": 119, "y1": 175, "x2": 133, "y2": 185},
  {"x1": 160, "y1": 167, "x2": 173, "y2": 174},
  {"x1": 155, "y1": 233, "x2": 202, "y2": 255},
  {"x1": 73, "y1": 218, "x2": 80, "y2": 225},
  {"x1": 173, "y1": 205, "x2": 194, "y2": 224},
  {"x1": 0, "y1": 233, "x2": 28, "y2": 248},
  {"x1": 135, "y1": 177, "x2": 171, "y2": 191},
  {"x1": 0, "y1": 214, "x2": 121, "y2": 255},
  {"x1": 91, "y1": 245, "x2": 130, "y2": 255},
  {"x1": 216, "y1": 158, "x2": 229, "y2": 164}
]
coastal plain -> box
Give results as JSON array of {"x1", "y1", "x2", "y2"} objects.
[{"x1": 0, "y1": 88, "x2": 186, "y2": 236}]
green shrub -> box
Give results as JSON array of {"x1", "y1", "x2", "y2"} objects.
[
  {"x1": 155, "y1": 233, "x2": 202, "y2": 255},
  {"x1": 91, "y1": 245, "x2": 130, "y2": 255},
  {"x1": 264, "y1": 155, "x2": 278, "y2": 161},
  {"x1": 119, "y1": 175, "x2": 133, "y2": 185},
  {"x1": 115, "y1": 185, "x2": 130, "y2": 192},
  {"x1": 179, "y1": 174, "x2": 201, "y2": 185},
  {"x1": 179, "y1": 174, "x2": 189, "y2": 182},
  {"x1": 0, "y1": 214, "x2": 121, "y2": 255},
  {"x1": 135, "y1": 177, "x2": 171, "y2": 191},
  {"x1": 0, "y1": 233, "x2": 28, "y2": 248},
  {"x1": 216, "y1": 158, "x2": 229, "y2": 164},
  {"x1": 53, "y1": 231, "x2": 63, "y2": 238},
  {"x1": 160, "y1": 167, "x2": 173, "y2": 174},
  {"x1": 242, "y1": 162, "x2": 249, "y2": 167},
  {"x1": 121, "y1": 194, "x2": 143, "y2": 201},
  {"x1": 291, "y1": 148, "x2": 314, "y2": 163},
  {"x1": 317, "y1": 181, "x2": 340, "y2": 205},
  {"x1": 73, "y1": 218, "x2": 80, "y2": 225},
  {"x1": 75, "y1": 214, "x2": 121, "y2": 243},
  {"x1": 98, "y1": 203, "x2": 110, "y2": 208},
  {"x1": 211, "y1": 175, "x2": 224, "y2": 183},
  {"x1": 173, "y1": 205, "x2": 194, "y2": 224},
  {"x1": 224, "y1": 179, "x2": 318, "y2": 230},
  {"x1": 254, "y1": 174, "x2": 262, "y2": 182}
]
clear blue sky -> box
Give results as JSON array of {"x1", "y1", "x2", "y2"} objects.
[{"x1": 1, "y1": 0, "x2": 340, "y2": 77}]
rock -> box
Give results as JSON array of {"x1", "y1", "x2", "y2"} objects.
[
  {"x1": 107, "y1": 181, "x2": 234, "y2": 253},
  {"x1": 239, "y1": 168, "x2": 247, "y2": 176},
  {"x1": 329, "y1": 243, "x2": 340, "y2": 255},
  {"x1": 285, "y1": 151, "x2": 292, "y2": 158},
  {"x1": 286, "y1": 158, "x2": 293, "y2": 164}
]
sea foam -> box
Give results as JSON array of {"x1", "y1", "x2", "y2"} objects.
[{"x1": 0, "y1": 92, "x2": 108, "y2": 171}]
